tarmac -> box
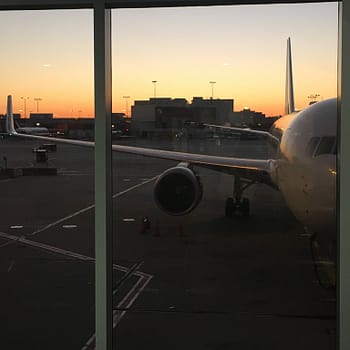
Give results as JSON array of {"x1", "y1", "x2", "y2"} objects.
[{"x1": 0, "y1": 136, "x2": 336, "y2": 349}]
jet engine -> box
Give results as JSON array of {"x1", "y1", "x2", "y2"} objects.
[{"x1": 154, "y1": 163, "x2": 203, "y2": 216}]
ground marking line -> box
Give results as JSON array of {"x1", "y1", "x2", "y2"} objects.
[
  {"x1": 29, "y1": 175, "x2": 157, "y2": 237},
  {"x1": 1, "y1": 175, "x2": 157, "y2": 347},
  {"x1": 0, "y1": 229, "x2": 153, "y2": 350},
  {"x1": 113, "y1": 261, "x2": 144, "y2": 293},
  {"x1": 81, "y1": 274, "x2": 153, "y2": 350},
  {"x1": 0, "y1": 231, "x2": 152, "y2": 279},
  {"x1": 113, "y1": 273, "x2": 153, "y2": 326}
]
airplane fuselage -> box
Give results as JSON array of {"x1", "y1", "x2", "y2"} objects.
[{"x1": 271, "y1": 98, "x2": 337, "y2": 261}]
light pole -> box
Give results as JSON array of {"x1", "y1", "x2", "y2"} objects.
[
  {"x1": 34, "y1": 97, "x2": 42, "y2": 112},
  {"x1": 123, "y1": 96, "x2": 130, "y2": 117},
  {"x1": 152, "y1": 80, "x2": 157, "y2": 98},
  {"x1": 209, "y1": 81, "x2": 216, "y2": 99},
  {"x1": 20, "y1": 96, "x2": 29, "y2": 118}
]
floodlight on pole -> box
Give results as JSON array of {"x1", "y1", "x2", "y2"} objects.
[
  {"x1": 152, "y1": 80, "x2": 157, "y2": 98},
  {"x1": 209, "y1": 81, "x2": 216, "y2": 99},
  {"x1": 20, "y1": 96, "x2": 29, "y2": 118},
  {"x1": 34, "y1": 97, "x2": 43, "y2": 112}
]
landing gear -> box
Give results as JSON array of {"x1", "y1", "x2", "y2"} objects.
[
  {"x1": 225, "y1": 196, "x2": 250, "y2": 217},
  {"x1": 225, "y1": 175, "x2": 253, "y2": 218}
]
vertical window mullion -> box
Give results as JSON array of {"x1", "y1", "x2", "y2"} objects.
[{"x1": 94, "y1": 2, "x2": 113, "y2": 350}]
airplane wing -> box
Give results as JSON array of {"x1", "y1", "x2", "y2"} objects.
[
  {"x1": 203, "y1": 123, "x2": 280, "y2": 144},
  {"x1": 5, "y1": 94, "x2": 274, "y2": 188},
  {"x1": 6, "y1": 131, "x2": 275, "y2": 187}
]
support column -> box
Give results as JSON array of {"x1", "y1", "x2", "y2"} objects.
[{"x1": 94, "y1": 2, "x2": 113, "y2": 350}]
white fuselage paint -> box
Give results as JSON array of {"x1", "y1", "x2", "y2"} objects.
[{"x1": 271, "y1": 98, "x2": 337, "y2": 259}]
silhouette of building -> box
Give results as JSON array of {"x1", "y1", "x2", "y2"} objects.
[
  {"x1": 230, "y1": 108, "x2": 280, "y2": 131},
  {"x1": 131, "y1": 97, "x2": 234, "y2": 137}
]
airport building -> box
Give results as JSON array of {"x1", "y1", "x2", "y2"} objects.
[
  {"x1": 230, "y1": 108, "x2": 280, "y2": 130},
  {"x1": 131, "y1": 97, "x2": 234, "y2": 137}
]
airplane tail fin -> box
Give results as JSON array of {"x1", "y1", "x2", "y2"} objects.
[
  {"x1": 284, "y1": 37, "x2": 295, "y2": 115},
  {"x1": 5, "y1": 95, "x2": 17, "y2": 134}
]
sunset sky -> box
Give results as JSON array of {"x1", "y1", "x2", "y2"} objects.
[{"x1": 0, "y1": 3, "x2": 338, "y2": 118}]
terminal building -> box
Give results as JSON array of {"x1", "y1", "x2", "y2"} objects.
[
  {"x1": 230, "y1": 108, "x2": 280, "y2": 130},
  {"x1": 131, "y1": 97, "x2": 234, "y2": 137}
]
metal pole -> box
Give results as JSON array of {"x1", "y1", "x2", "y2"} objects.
[
  {"x1": 94, "y1": 2, "x2": 113, "y2": 350},
  {"x1": 21, "y1": 96, "x2": 29, "y2": 117},
  {"x1": 209, "y1": 81, "x2": 216, "y2": 99},
  {"x1": 34, "y1": 97, "x2": 42, "y2": 112},
  {"x1": 152, "y1": 80, "x2": 157, "y2": 98}
]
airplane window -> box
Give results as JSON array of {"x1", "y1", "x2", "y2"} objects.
[
  {"x1": 305, "y1": 137, "x2": 320, "y2": 157},
  {"x1": 314, "y1": 136, "x2": 336, "y2": 156}
]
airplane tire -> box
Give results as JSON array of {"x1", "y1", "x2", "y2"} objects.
[{"x1": 225, "y1": 197, "x2": 234, "y2": 217}]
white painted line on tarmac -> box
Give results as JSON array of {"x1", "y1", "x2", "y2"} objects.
[
  {"x1": 122, "y1": 218, "x2": 135, "y2": 222},
  {"x1": 10, "y1": 225, "x2": 24, "y2": 229},
  {"x1": 29, "y1": 175, "x2": 157, "y2": 237},
  {"x1": 113, "y1": 273, "x2": 153, "y2": 326},
  {"x1": 0, "y1": 231, "x2": 152, "y2": 280},
  {"x1": 62, "y1": 225, "x2": 78, "y2": 229},
  {"x1": 0, "y1": 229, "x2": 153, "y2": 350},
  {"x1": 81, "y1": 272, "x2": 153, "y2": 350}
]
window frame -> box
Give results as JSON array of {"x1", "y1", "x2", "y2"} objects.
[{"x1": 0, "y1": 2, "x2": 347, "y2": 350}]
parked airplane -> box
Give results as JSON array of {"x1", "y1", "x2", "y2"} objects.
[
  {"x1": 5, "y1": 102, "x2": 49, "y2": 136},
  {"x1": 5, "y1": 38, "x2": 337, "y2": 286},
  {"x1": 15, "y1": 126, "x2": 49, "y2": 136}
]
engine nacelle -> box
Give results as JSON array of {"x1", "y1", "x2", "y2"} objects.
[{"x1": 154, "y1": 163, "x2": 203, "y2": 216}]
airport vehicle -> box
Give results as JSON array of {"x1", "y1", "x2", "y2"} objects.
[{"x1": 5, "y1": 38, "x2": 337, "y2": 285}]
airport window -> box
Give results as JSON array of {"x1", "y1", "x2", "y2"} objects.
[
  {"x1": 112, "y1": 3, "x2": 338, "y2": 349},
  {"x1": 0, "y1": 9, "x2": 95, "y2": 349},
  {"x1": 0, "y1": 1, "x2": 345, "y2": 349}
]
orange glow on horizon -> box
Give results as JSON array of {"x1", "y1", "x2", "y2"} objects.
[
  {"x1": 0, "y1": 4, "x2": 338, "y2": 120},
  {"x1": 2, "y1": 91, "x2": 334, "y2": 119}
]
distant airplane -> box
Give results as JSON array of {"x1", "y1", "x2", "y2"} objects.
[
  {"x1": 5, "y1": 104, "x2": 49, "y2": 136},
  {"x1": 5, "y1": 38, "x2": 336, "y2": 287}
]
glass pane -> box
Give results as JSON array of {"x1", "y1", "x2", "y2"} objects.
[
  {"x1": 112, "y1": 3, "x2": 337, "y2": 349},
  {"x1": 0, "y1": 10, "x2": 95, "y2": 349}
]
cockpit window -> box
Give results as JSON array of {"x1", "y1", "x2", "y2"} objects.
[
  {"x1": 306, "y1": 136, "x2": 336, "y2": 157},
  {"x1": 305, "y1": 137, "x2": 320, "y2": 157},
  {"x1": 314, "y1": 136, "x2": 336, "y2": 157}
]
